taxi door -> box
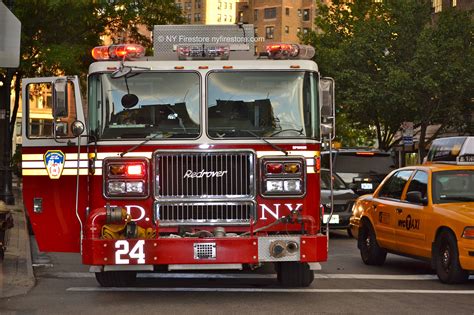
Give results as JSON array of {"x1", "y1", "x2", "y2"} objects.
[
  {"x1": 21, "y1": 76, "x2": 88, "y2": 252},
  {"x1": 395, "y1": 170, "x2": 431, "y2": 258},
  {"x1": 370, "y1": 170, "x2": 414, "y2": 251}
]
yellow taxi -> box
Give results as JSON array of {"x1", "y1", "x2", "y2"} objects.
[{"x1": 350, "y1": 138, "x2": 474, "y2": 284}]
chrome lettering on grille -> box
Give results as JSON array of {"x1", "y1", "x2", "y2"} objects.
[{"x1": 183, "y1": 169, "x2": 228, "y2": 179}]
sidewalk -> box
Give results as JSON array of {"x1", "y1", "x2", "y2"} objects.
[{"x1": 0, "y1": 185, "x2": 35, "y2": 298}]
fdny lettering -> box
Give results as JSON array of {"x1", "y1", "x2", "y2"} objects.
[
  {"x1": 398, "y1": 215, "x2": 420, "y2": 231},
  {"x1": 184, "y1": 169, "x2": 228, "y2": 179},
  {"x1": 260, "y1": 203, "x2": 303, "y2": 220}
]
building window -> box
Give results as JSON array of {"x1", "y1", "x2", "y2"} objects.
[
  {"x1": 238, "y1": 11, "x2": 244, "y2": 22},
  {"x1": 254, "y1": 27, "x2": 258, "y2": 36},
  {"x1": 224, "y1": 15, "x2": 227, "y2": 22},
  {"x1": 254, "y1": 9, "x2": 258, "y2": 21},
  {"x1": 303, "y1": 9, "x2": 310, "y2": 21},
  {"x1": 432, "y1": 0, "x2": 442, "y2": 13},
  {"x1": 176, "y1": 3, "x2": 182, "y2": 9},
  {"x1": 224, "y1": 2, "x2": 227, "y2": 9},
  {"x1": 217, "y1": 14, "x2": 221, "y2": 22},
  {"x1": 229, "y1": 16, "x2": 232, "y2": 22},
  {"x1": 452, "y1": 0, "x2": 457, "y2": 6},
  {"x1": 285, "y1": 26, "x2": 289, "y2": 34},
  {"x1": 229, "y1": 3, "x2": 232, "y2": 10},
  {"x1": 194, "y1": 13, "x2": 201, "y2": 22},
  {"x1": 298, "y1": 9, "x2": 302, "y2": 17},
  {"x1": 185, "y1": 2, "x2": 191, "y2": 10},
  {"x1": 187, "y1": 14, "x2": 192, "y2": 23},
  {"x1": 303, "y1": 28, "x2": 309, "y2": 34},
  {"x1": 264, "y1": 7, "x2": 277, "y2": 19},
  {"x1": 285, "y1": 7, "x2": 290, "y2": 16},
  {"x1": 218, "y1": 1, "x2": 222, "y2": 9},
  {"x1": 195, "y1": 0, "x2": 201, "y2": 9},
  {"x1": 265, "y1": 26, "x2": 274, "y2": 39}
]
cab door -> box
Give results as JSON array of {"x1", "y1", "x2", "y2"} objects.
[
  {"x1": 395, "y1": 170, "x2": 431, "y2": 258},
  {"x1": 21, "y1": 76, "x2": 87, "y2": 252},
  {"x1": 372, "y1": 170, "x2": 414, "y2": 251}
]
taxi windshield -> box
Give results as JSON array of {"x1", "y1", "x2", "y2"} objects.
[
  {"x1": 88, "y1": 72, "x2": 200, "y2": 140},
  {"x1": 432, "y1": 170, "x2": 474, "y2": 203}
]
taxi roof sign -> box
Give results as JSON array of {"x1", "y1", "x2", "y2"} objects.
[
  {"x1": 426, "y1": 136, "x2": 474, "y2": 165},
  {"x1": 0, "y1": 2, "x2": 21, "y2": 68}
]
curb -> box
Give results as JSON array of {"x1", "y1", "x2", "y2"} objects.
[{"x1": 0, "y1": 192, "x2": 36, "y2": 299}]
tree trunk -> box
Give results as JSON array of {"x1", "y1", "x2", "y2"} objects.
[{"x1": 418, "y1": 122, "x2": 428, "y2": 163}]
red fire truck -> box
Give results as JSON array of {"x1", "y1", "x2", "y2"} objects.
[{"x1": 21, "y1": 25, "x2": 335, "y2": 287}]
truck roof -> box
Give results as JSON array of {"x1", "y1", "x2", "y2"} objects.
[{"x1": 88, "y1": 59, "x2": 319, "y2": 74}]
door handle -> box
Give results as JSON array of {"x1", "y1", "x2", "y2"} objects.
[{"x1": 396, "y1": 208, "x2": 403, "y2": 214}]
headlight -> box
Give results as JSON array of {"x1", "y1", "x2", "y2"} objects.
[
  {"x1": 265, "y1": 179, "x2": 302, "y2": 194},
  {"x1": 108, "y1": 181, "x2": 126, "y2": 194},
  {"x1": 266, "y1": 180, "x2": 284, "y2": 192}
]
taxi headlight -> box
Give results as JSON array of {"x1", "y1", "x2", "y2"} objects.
[{"x1": 462, "y1": 227, "x2": 474, "y2": 239}]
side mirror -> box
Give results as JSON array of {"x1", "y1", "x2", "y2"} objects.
[
  {"x1": 406, "y1": 191, "x2": 428, "y2": 206},
  {"x1": 53, "y1": 78, "x2": 68, "y2": 118},
  {"x1": 320, "y1": 77, "x2": 335, "y2": 139},
  {"x1": 71, "y1": 120, "x2": 85, "y2": 137}
]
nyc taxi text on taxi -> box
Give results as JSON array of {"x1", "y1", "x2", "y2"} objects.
[{"x1": 350, "y1": 137, "x2": 474, "y2": 284}]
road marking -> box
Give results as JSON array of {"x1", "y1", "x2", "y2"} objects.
[
  {"x1": 41, "y1": 271, "x2": 474, "y2": 281},
  {"x1": 67, "y1": 287, "x2": 474, "y2": 294}
]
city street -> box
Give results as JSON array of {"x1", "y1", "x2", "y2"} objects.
[{"x1": 1, "y1": 230, "x2": 473, "y2": 314}]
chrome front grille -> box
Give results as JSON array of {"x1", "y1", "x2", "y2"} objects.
[
  {"x1": 155, "y1": 202, "x2": 255, "y2": 226},
  {"x1": 155, "y1": 151, "x2": 255, "y2": 199}
]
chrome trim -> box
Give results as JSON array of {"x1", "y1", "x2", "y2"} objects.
[
  {"x1": 153, "y1": 149, "x2": 256, "y2": 201},
  {"x1": 154, "y1": 201, "x2": 256, "y2": 226}
]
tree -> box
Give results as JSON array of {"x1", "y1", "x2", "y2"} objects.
[
  {"x1": 410, "y1": 9, "x2": 473, "y2": 159},
  {"x1": 304, "y1": 0, "x2": 472, "y2": 155}
]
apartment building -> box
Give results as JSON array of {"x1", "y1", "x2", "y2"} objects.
[
  {"x1": 175, "y1": 0, "x2": 240, "y2": 24},
  {"x1": 432, "y1": 0, "x2": 474, "y2": 13},
  {"x1": 236, "y1": 0, "x2": 331, "y2": 52}
]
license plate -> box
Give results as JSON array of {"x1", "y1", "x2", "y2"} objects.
[
  {"x1": 323, "y1": 214, "x2": 339, "y2": 224},
  {"x1": 361, "y1": 183, "x2": 373, "y2": 190}
]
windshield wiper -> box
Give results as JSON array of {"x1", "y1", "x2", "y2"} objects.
[
  {"x1": 243, "y1": 130, "x2": 288, "y2": 156},
  {"x1": 440, "y1": 195, "x2": 474, "y2": 202},
  {"x1": 120, "y1": 133, "x2": 166, "y2": 157}
]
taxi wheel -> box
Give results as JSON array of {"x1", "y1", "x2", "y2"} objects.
[
  {"x1": 276, "y1": 262, "x2": 314, "y2": 287},
  {"x1": 359, "y1": 222, "x2": 387, "y2": 266},
  {"x1": 95, "y1": 271, "x2": 137, "y2": 287},
  {"x1": 435, "y1": 231, "x2": 469, "y2": 284}
]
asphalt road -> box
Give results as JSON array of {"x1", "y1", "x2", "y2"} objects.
[{"x1": 1, "y1": 230, "x2": 473, "y2": 314}]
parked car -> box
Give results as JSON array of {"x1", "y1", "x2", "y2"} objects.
[
  {"x1": 350, "y1": 158, "x2": 474, "y2": 284},
  {"x1": 321, "y1": 149, "x2": 397, "y2": 195},
  {"x1": 320, "y1": 168, "x2": 358, "y2": 236}
]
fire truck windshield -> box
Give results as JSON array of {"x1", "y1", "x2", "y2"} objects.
[
  {"x1": 88, "y1": 72, "x2": 200, "y2": 140},
  {"x1": 207, "y1": 71, "x2": 319, "y2": 139}
]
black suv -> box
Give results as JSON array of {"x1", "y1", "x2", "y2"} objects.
[{"x1": 321, "y1": 149, "x2": 397, "y2": 195}]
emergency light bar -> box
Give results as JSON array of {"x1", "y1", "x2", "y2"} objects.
[
  {"x1": 92, "y1": 44, "x2": 145, "y2": 61},
  {"x1": 265, "y1": 43, "x2": 315, "y2": 60},
  {"x1": 177, "y1": 44, "x2": 230, "y2": 60}
]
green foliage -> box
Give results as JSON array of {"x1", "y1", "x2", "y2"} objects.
[
  {"x1": 12, "y1": 0, "x2": 184, "y2": 79},
  {"x1": 304, "y1": 0, "x2": 472, "y2": 152}
]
